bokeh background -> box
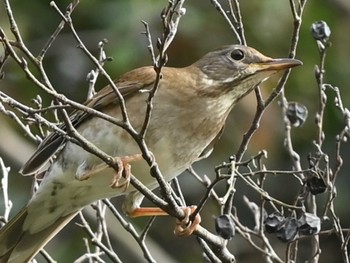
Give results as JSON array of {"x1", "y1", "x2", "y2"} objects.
[{"x1": 1, "y1": 0, "x2": 350, "y2": 262}]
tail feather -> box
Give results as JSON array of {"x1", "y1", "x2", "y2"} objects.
[
  {"x1": 0, "y1": 208, "x2": 78, "y2": 263},
  {"x1": 0, "y1": 208, "x2": 27, "y2": 263}
]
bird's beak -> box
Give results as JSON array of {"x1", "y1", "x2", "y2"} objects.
[{"x1": 257, "y1": 58, "x2": 303, "y2": 71}]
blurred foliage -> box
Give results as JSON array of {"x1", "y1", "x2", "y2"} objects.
[{"x1": 1, "y1": 0, "x2": 350, "y2": 262}]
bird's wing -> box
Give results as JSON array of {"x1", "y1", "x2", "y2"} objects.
[{"x1": 20, "y1": 66, "x2": 156, "y2": 176}]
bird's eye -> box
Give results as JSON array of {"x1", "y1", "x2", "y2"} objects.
[{"x1": 230, "y1": 49, "x2": 244, "y2": 61}]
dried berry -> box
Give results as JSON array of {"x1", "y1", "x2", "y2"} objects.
[
  {"x1": 264, "y1": 212, "x2": 286, "y2": 234},
  {"x1": 298, "y1": 212, "x2": 321, "y2": 235},
  {"x1": 276, "y1": 217, "x2": 298, "y2": 243},
  {"x1": 311, "y1": 21, "x2": 331, "y2": 42},
  {"x1": 286, "y1": 102, "x2": 308, "y2": 127},
  {"x1": 215, "y1": 214, "x2": 235, "y2": 240},
  {"x1": 306, "y1": 176, "x2": 327, "y2": 195}
]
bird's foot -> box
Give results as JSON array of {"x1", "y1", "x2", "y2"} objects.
[
  {"x1": 128, "y1": 205, "x2": 201, "y2": 237},
  {"x1": 174, "y1": 206, "x2": 201, "y2": 237},
  {"x1": 75, "y1": 154, "x2": 142, "y2": 191},
  {"x1": 110, "y1": 154, "x2": 142, "y2": 190}
]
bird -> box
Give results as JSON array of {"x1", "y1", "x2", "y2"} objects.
[{"x1": 0, "y1": 45, "x2": 301, "y2": 262}]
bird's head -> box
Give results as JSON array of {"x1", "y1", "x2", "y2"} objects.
[{"x1": 193, "y1": 45, "x2": 302, "y2": 100}]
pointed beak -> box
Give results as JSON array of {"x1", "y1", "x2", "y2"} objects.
[{"x1": 257, "y1": 58, "x2": 303, "y2": 71}]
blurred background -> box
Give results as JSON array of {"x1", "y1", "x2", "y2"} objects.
[{"x1": 1, "y1": 0, "x2": 350, "y2": 262}]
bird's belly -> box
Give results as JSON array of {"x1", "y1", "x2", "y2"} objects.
[
  {"x1": 24, "y1": 134, "x2": 187, "y2": 234},
  {"x1": 24, "y1": 110, "x2": 216, "y2": 234}
]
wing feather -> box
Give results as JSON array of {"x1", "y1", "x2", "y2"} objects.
[{"x1": 20, "y1": 66, "x2": 156, "y2": 176}]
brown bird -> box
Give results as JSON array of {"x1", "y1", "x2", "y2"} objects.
[{"x1": 0, "y1": 45, "x2": 301, "y2": 262}]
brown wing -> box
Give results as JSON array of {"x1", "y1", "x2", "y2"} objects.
[{"x1": 20, "y1": 66, "x2": 156, "y2": 176}]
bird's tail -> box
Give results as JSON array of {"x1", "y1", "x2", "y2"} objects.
[{"x1": 0, "y1": 207, "x2": 77, "y2": 263}]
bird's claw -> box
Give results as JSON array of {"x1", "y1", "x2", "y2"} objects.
[
  {"x1": 174, "y1": 206, "x2": 201, "y2": 237},
  {"x1": 75, "y1": 154, "x2": 142, "y2": 192},
  {"x1": 110, "y1": 154, "x2": 142, "y2": 190}
]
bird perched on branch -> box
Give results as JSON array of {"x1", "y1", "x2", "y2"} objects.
[{"x1": 0, "y1": 45, "x2": 301, "y2": 262}]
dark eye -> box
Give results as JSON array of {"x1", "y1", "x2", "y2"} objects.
[{"x1": 230, "y1": 49, "x2": 244, "y2": 61}]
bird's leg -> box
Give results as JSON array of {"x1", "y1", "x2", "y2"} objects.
[
  {"x1": 75, "y1": 154, "x2": 142, "y2": 191},
  {"x1": 129, "y1": 205, "x2": 201, "y2": 237}
]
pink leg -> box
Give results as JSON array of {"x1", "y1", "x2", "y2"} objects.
[{"x1": 129, "y1": 206, "x2": 201, "y2": 237}]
